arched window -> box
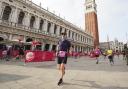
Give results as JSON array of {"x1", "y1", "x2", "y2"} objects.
[
  {"x1": 0, "y1": 37, "x2": 4, "y2": 41},
  {"x1": 64, "y1": 29, "x2": 67, "y2": 33},
  {"x1": 30, "y1": 16, "x2": 35, "y2": 28},
  {"x1": 75, "y1": 33, "x2": 77, "y2": 40},
  {"x1": 54, "y1": 24, "x2": 57, "y2": 34},
  {"x1": 18, "y1": 11, "x2": 25, "y2": 24},
  {"x1": 26, "y1": 38, "x2": 33, "y2": 42},
  {"x1": 47, "y1": 22, "x2": 51, "y2": 33},
  {"x1": 39, "y1": 19, "x2": 44, "y2": 30},
  {"x1": 2, "y1": 6, "x2": 12, "y2": 21},
  {"x1": 72, "y1": 32, "x2": 74, "y2": 38},
  {"x1": 60, "y1": 27, "x2": 62, "y2": 35}
]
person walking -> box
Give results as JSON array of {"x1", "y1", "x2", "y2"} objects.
[
  {"x1": 107, "y1": 49, "x2": 114, "y2": 65},
  {"x1": 56, "y1": 32, "x2": 71, "y2": 85},
  {"x1": 124, "y1": 44, "x2": 128, "y2": 65},
  {"x1": 6, "y1": 46, "x2": 11, "y2": 61},
  {"x1": 122, "y1": 50, "x2": 126, "y2": 60},
  {"x1": 103, "y1": 50, "x2": 107, "y2": 59},
  {"x1": 116, "y1": 50, "x2": 120, "y2": 59},
  {"x1": 94, "y1": 47, "x2": 101, "y2": 64},
  {"x1": 2, "y1": 48, "x2": 7, "y2": 60},
  {"x1": 18, "y1": 46, "x2": 24, "y2": 60}
]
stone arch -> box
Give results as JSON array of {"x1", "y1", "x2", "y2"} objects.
[
  {"x1": 60, "y1": 27, "x2": 62, "y2": 35},
  {"x1": 30, "y1": 16, "x2": 35, "y2": 28},
  {"x1": 2, "y1": 6, "x2": 12, "y2": 21},
  {"x1": 26, "y1": 38, "x2": 33, "y2": 42},
  {"x1": 39, "y1": 19, "x2": 44, "y2": 30},
  {"x1": 0, "y1": 37, "x2": 4, "y2": 41},
  {"x1": 47, "y1": 22, "x2": 51, "y2": 33},
  {"x1": 25, "y1": 37, "x2": 33, "y2": 50},
  {"x1": 0, "y1": 33, "x2": 8, "y2": 41},
  {"x1": 54, "y1": 24, "x2": 57, "y2": 34},
  {"x1": 18, "y1": 11, "x2": 25, "y2": 25}
]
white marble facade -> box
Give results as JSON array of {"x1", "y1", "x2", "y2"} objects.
[{"x1": 0, "y1": 0, "x2": 93, "y2": 52}]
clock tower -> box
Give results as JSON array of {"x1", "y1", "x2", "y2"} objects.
[{"x1": 85, "y1": 0, "x2": 99, "y2": 48}]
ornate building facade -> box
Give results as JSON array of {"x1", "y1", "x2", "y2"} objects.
[
  {"x1": 0, "y1": 0, "x2": 93, "y2": 52},
  {"x1": 100, "y1": 40, "x2": 124, "y2": 52},
  {"x1": 85, "y1": 0, "x2": 99, "y2": 48}
]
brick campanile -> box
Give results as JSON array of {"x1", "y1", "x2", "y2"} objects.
[{"x1": 85, "y1": 0, "x2": 99, "y2": 48}]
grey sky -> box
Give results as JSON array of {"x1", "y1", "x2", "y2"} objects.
[{"x1": 33, "y1": 0, "x2": 128, "y2": 43}]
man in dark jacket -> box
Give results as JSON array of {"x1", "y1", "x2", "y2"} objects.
[{"x1": 124, "y1": 44, "x2": 128, "y2": 65}]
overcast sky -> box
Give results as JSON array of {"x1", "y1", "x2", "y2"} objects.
[{"x1": 32, "y1": 0, "x2": 128, "y2": 43}]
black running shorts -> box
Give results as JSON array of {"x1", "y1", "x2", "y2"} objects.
[{"x1": 57, "y1": 56, "x2": 68, "y2": 64}]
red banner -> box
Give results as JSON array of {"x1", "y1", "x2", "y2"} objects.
[{"x1": 25, "y1": 51, "x2": 55, "y2": 63}]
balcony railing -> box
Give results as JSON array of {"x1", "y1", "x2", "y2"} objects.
[{"x1": 0, "y1": 19, "x2": 60, "y2": 39}]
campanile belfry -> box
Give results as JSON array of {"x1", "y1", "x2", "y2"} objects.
[{"x1": 85, "y1": 0, "x2": 99, "y2": 48}]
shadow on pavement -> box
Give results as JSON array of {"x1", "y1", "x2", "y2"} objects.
[
  {"x1": 0, "y1": 73, "x2": 30, "y2": 83},
  {"x1": 63, "y1": 79, "x2": 128, "y2": 89},
  {"x1": 0, "y1": 57, "x2": 128, "y2": 72}
]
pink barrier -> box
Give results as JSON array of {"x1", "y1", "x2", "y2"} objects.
[
  {"x1": 25, "y1": 51, "x2": 55, "y2": 62},
  {"x1": 0, "y1": 50, "x2": 3, "y2": 58},
  {"x1": 11, "y1": 50, "x2": 19, "y2": 57}
]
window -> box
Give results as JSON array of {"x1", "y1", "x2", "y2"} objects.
[
  {"x1": 18, "y1": 11, "x2": 25, "y2": 24},
  {"x1": 75, "y1": 33, "x2": 77, "y2": 40},
  {"x1": 47, "y1": 22, "x2": 51, "y2": 33},
  {"x1": 39, "y1": 19, "x2": 44, "y2": 30},
  {"x1": 2, "y1": 6, "x2": 12, "y2": 21},
  {"x1": 59, "y1": 27, "x2": 62, "y2": 35},
  {"x1": 30, "y1": 16, "x2": 35, "y2": 28},
  {"x1": 64, "y1": 29, "x2": 67, "y2": 33},
  {"x1": 81, "y1": 36, "x2": 82, "y2": 42},
  {"x1": 72, "y1": 32, "x2": 74, "y2": 38},
  {"x1": 54, "y1": 24, "x2": 57, "y2": 34},
  {"x1": 86, "y1": 5, "x2": 92, "y2": 10}
]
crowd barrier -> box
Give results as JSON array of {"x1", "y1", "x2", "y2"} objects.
[
  {"x1": 0, "y1": 50, "x2": 3, "y2": 58},
  {"x1": 0, "y1": 49, "x2": 90, "y2": 61},
  {"x1": 11, "y1": 50, "x2": 19, "y2": 57},
  {"x1": 25, "y1": 50, "x2": 55, "y2": 62}
]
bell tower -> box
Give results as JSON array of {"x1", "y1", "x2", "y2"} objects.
[{"x1": 85, "y1": 0, "x2": 99, "y2": 48}]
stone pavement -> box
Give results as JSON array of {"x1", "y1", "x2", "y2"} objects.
[{"x1": 0, "y1": 56, "x2": 128, "y2": 89}]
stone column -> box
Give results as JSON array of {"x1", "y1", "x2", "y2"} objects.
[
  {"x1": 35, "y1": 17, "x2": 40, "y2": 30},
  {"x1": 41, "y1": 44, "x2": 45, "y2": 51},
  {"x1": 66, "y1": 30, "x2": 69, "y2": 38},
  {"x1": 50, "y1": 23, "x2": 55, "y2": 34},
  {"x1": 23, "y1": 12, "x2": 30, "y2": 28},
  {"x1": 43, "y1": 20, "x2": 48, "y2": 32},
  {"x1": 56, "y1": 25, "x2": 60, "y2": 36},
  {"x1": 70, "y1": 31, "x2": 72, "y2": 39},
  {"x1": 11, "y1": 7, "x2": 19, "y2": 25},
  {"x1": 9, "y1": 34, "x2": 12, "y2": 41},
  {"x1": 62, "y1": 27, "x2": 65, "y2": 33},
  {"x1": 0, "y1": 1, "x2": 2, "y2": 19},
  {"x1": 49, "y1": 44, "x2": 53, "y2": 51}
]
